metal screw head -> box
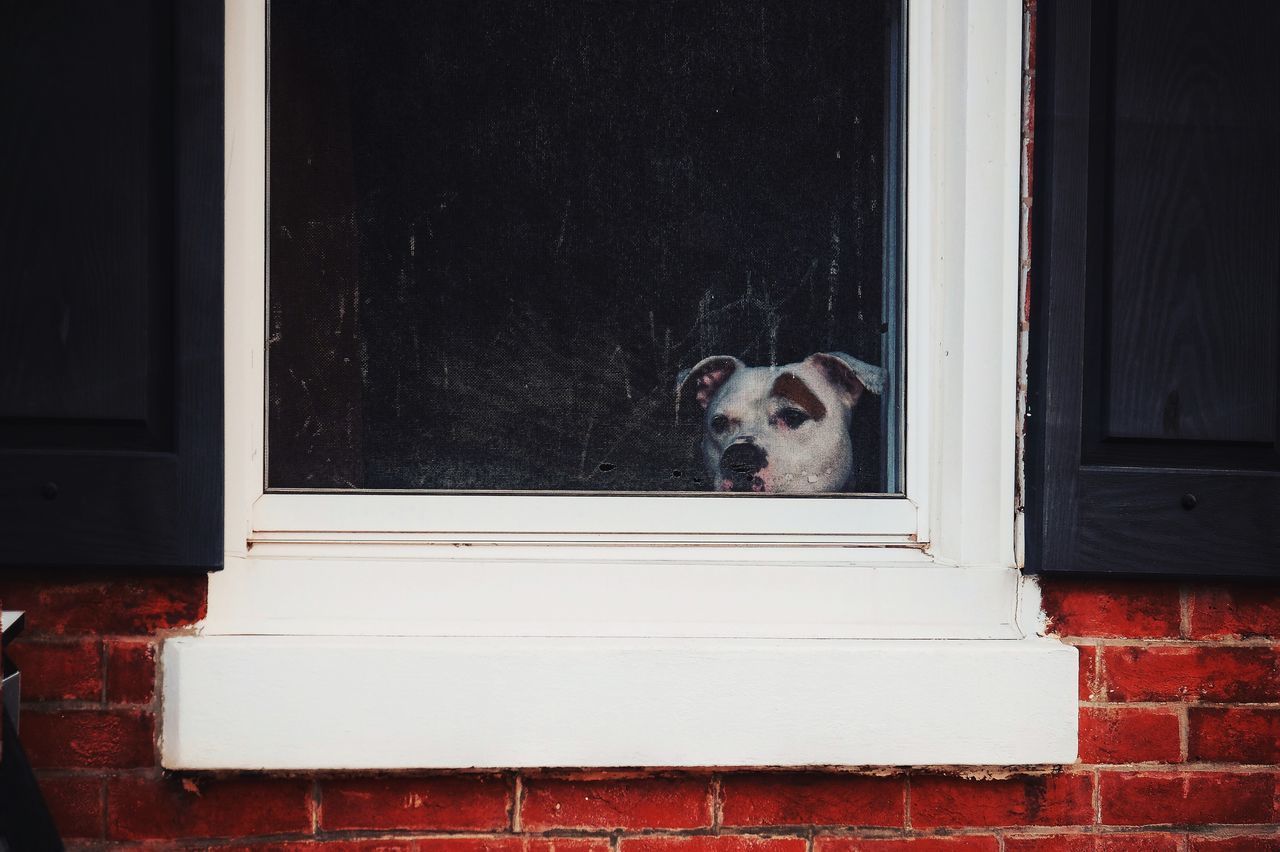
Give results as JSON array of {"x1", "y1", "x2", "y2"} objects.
[{"x1": 1181, "y1": 492, "x2": 1197, "y2": 510}]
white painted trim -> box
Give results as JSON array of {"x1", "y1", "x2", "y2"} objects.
[
  {"x1": 902, "y1": 0, "x2": 935, "y2": 548},
  {"x1": 162, "y1": 636, "x2": 1077, "y2": 769},
  {"x1": 224, "y1": 0, "x2": 266, "y2": 566},
  {"x1": 205, "y1": 548, "x2": 1024, "y2": 639},
  {"x1": 253, "y1": 492, "x2": 918, "y2": 542},
  {"x1": 916, "y1": 0, "x2": 1023, "y2": 568}
]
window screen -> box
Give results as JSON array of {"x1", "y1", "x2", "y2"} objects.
[{"x1": 267, "y1": 0, "x2": 904, "y2": 494}]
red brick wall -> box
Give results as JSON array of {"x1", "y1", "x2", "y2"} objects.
[{"x1": 5, "y1": 574, "x2": 1280, "y2": 850}]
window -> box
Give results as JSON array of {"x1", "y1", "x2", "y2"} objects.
[
  {"x1": 161, "y1": 0, "x2": 1077, "y2": 770},
  {"x1": 252, "y1": 0, "x2": 923, "y2": 542}
]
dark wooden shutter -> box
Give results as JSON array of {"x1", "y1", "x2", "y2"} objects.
[
  {"x1": 1027, "y1": 0, "x2": 1280, "y2": 576},
  {"x1": 0, "y1": 1, "x2": 223, "y2": 570}
]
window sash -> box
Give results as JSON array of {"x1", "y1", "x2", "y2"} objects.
[
  {"x1": 225, "y1": 0, "x2": 1020, "y2": 563},
  {"x1": 251, "y1": 492, "x2": 918, "y2": 543}
]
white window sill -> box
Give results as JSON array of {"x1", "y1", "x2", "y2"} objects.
[
  {"x1": 161, "y1": 634, "x2": 1077, "y2": 769},
  {"x1": 161, "y1": 551, "x2": 1080, "y2": 769}
]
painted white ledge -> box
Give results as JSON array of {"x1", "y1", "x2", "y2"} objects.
[
  {"x1": 161, "y1": 636, "x2": 1078, "y2": 769},
  {"x1": 205, "y1": 549, "x2": 1026, "y2": 639}
]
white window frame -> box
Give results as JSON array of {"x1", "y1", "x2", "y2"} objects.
[{"x1": 160, "y1": 0, "x2": 1078, "y2": 770}]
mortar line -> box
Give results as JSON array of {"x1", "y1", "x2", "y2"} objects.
[
  {"x1": 1092, "y1": 768, "x2": 1102, "y2": 825},
  {"x1": 710, "y1": 773, "x2": 723, "y2": 831},
  {"x1": 1180, "y1": 583, "x2": 1192, "y2": 638},
  {"x1": 512, "y1": 774, "x2": 524, "y2": 833}
]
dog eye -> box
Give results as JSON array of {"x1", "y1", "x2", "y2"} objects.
[
  {"x1": 778, "y1": 407, "x2": 810, "y2": 429},
  {"x1": 710, "y1": 414, "x2": 730, "y2": 433}
]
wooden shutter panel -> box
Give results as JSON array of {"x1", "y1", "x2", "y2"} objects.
[
  {"x1": 1026, "y1": 0, "x2": 1280, "y2": 576},
  {"x1": 0, "y1": 1, "x2": 223, "y2": 570}
]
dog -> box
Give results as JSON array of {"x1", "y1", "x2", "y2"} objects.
[{"x1": 677, "y1": 352, "x2": 884, "y2": 493}]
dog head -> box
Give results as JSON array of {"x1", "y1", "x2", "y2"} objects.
[{"x1": 676, "y1": 353, "x2": 884, "y2": 493}]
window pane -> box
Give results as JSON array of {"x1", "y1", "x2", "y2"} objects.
[{"x1": 267, "y1": 0, "x2": 904, "y2": 494}]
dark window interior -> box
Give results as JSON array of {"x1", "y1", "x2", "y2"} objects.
[{"x1": 268, "y1": 0, "x2": 902, "y2": 493}]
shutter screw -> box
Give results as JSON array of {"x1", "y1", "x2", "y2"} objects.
[
  {"x1": 41, "y1": 481, "x2": 59, "y2": 500},
  {"x1": 1181, "y1": 492, "x2": 1197, "y2": 510}
]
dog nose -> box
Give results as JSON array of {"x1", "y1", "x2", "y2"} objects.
[{"x1": 720, "y1": 441, "x2": 767, "y2": 491}]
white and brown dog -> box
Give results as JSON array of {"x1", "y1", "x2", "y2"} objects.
[{"x1": 677, "y1": 353, "x2": 884, "y2": 493}]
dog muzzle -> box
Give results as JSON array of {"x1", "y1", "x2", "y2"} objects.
[{"x1": 720, "y1": 441, "x2": 768, "y2": 492}]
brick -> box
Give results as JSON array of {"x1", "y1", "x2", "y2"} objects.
[
  {"x1": 7, "y1": 638, "x2": 102, "y2": 701},
  {"x1": 1079, "y1": 645, "x2": 1100, "y2": 701},
  {"x1": 1101, "y1": 646, "x2": 1280, "y2": 702},
  {"x1": 217, "y1": 844, "x2": 418, "y2": 852},
  {"x1": 1040, "y1": 579, "x2": 1182, "y2": 638},
  {"x1": 105, "y1": 640, "x2": 156, "y2": 703},
  {"x1": 1188, "y1": 707, "x2": 1280, "y2": 763},
  {"x1": 815, "y1": 839, "x2": 999, "y2": 851},
  {"x1": 262, "y1": 843, "x2": 536, "y2": 852},
  {"x1": 1189, "y1": 585, "x2": 1280, "y2": 639},
  {"x1": 1080, "y1": 707, "x2": 1182, "y2": 764},
  {"x1": 416, "y1": 841, "x2": 611, "y2": 852},
  {"x1": 1100, "y1": 772, "x2": 1279, "y2": 825},
  {"x1": 522, "y1": 842, "x2": 614, "y2": 852},
  {"x1": 38, "y1": 774, "x2": 103, "y2": 839},
  {"x1": 106, "y1": 775, "x2": 312, "y2": 840},
  {"x1": 246, "y1": 843, "x2": 607, "y2": 852},
  {"x1": 1094, "y1": 839, "x2": 1182, "y2": 852},
  {"x1": 521, "y1": 776, "x2": 712, "y2": 831},
  {"x1": 1006, "y1": 835, "x2": 1181, "y2": 851},
  {"x1": 1189, "y1": 838, "x2": 1280, "y2": 851},
  {"x1": 320, "y1": 775, "x2": 510, "y2": 831},
  {"x1": 720, "y1": 772, "x2": 904, "y2": 827},
  {"x1": 622, "y1": 839, "x2": 807, "y2": 852},
  {"x1": 910, "y1": 774, "x2": 1093, "y2": 828},
  {"x1": 1, "y1": 575, "x2": 205, "y2": 635},
  {"x1": 1003, "y1": 839, "x2": 1093, "y2": 852},
  {"x1": 21, "y1": 709, "x2": 153, "y2": 769}
]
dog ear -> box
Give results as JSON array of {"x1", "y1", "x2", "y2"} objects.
[
  {"x1": 676, "y1": 356, "x2": 745, "y2": 410},
  {"x1": 805, "y1": 352, "x2": 885, "y2": 409}
]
